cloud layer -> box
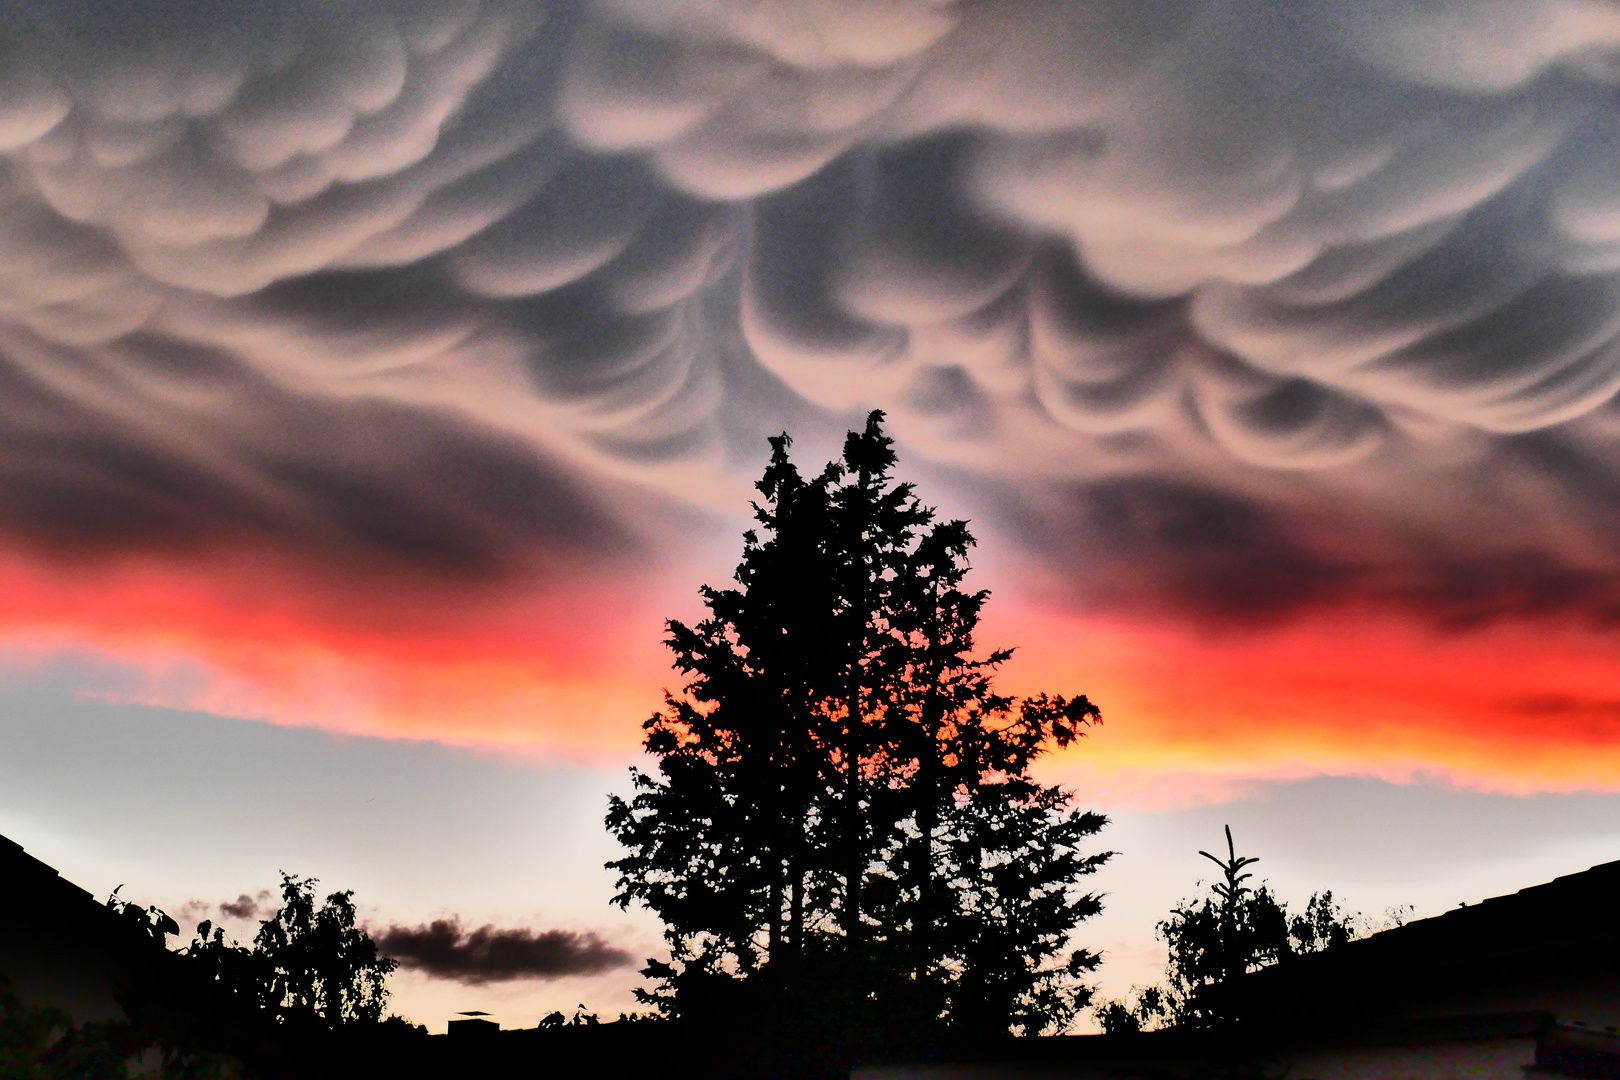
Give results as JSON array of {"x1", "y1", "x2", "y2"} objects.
[
  {"x1": 5, "y1": 0, "x2": 1620, "y2": 777},
  {"x1": 374, "y1": 917, "x2": 634, "y2": 983}
]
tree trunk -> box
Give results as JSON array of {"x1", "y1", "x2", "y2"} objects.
[
  {"x1": 844, "y1": 686, "x2": 863, "y2": 940},
  {"x1": 916, "y1": 706, "x2": 939, "y2": 982},
  {"x1": 789, "y1": 857, "x2": 803, "y2": 955}
]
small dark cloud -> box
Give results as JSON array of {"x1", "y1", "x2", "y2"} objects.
[
  {"x1": 175, "y1": 889, "x2": 275, "y2": 935},
  {"x1": 374, "y1": 919, "x2": 635, "y2": 984},
  {"x1": 219, "y1": 890, "x2": 272, "y2": 920}
]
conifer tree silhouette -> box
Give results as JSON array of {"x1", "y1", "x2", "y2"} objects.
[{"x1": 606, "y1": 412, "x2": 1110, "y2": 1061}]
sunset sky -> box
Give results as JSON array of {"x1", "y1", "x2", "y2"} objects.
[{"x1": 6, "y1": 0, "x2": 1620, "y2": 1032}]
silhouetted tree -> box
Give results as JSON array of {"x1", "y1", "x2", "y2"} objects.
[
  {"x1": 1156, "y1": 828, "x2": 1291, "y2": 1027},
  {"x1": 185, "y1": 873, "x2": 396, "y2": 1031},
  {"x1": 106, "y1": 886, "x2": 179, "y2": 949},
  {"x1": 607, "y1": 413, "x2": 1110, "y2": 1061},
  {"x1": 28, "y1": 879, "x2": 422, "y2": 1079},
  {"x1": 604, "y1": 429, "x2": 846, "y2": 1027},
  {"x1": 1096, "y1": 827, "x2": 1363, "y2": 1032},
  {"x1": 1287, "y1": 890, "x2": 1358, "y2": 955},
  {"x1": 1095, "y1": 986, "x2": 1168, "y2": 1036}
]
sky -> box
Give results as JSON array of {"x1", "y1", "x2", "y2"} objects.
[{"x1": 5, "y1": 0, "x2": 1620, "y2": 1032}]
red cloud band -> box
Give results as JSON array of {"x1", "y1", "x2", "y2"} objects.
[{"x1": 1, "y1": 541, "x2": 1618, "y2": 801}]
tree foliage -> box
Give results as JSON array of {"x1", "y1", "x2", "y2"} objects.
[
  {"x1": 1095, "y1": 827, "x2": 1362, "y2": 1033},
  {"x1": 606, "y1": 412, "x2": 1111, "y2": 1056},
  {"x1": 8, "y1": 875, "x2": 416, "y2": 1078},
  {"x1": 185, "y1": 873, "x2": 396, "y2": 1031},
  {"x1": 106, "y1": 887, "x2": 179, "y2": 949}
]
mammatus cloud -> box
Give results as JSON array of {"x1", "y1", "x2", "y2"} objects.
[
  {"x1": 374, "y1": 918, "x2": 634, "y2": 983},
  {"x1": 2, "y1": 1, "x2": 1620, "y2": 599},
  {"x1": 5, "y1": 1, "x2": 1620, "y2": 778}
]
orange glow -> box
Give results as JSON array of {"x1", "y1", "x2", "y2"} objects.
[
  {"x1": 2, "y1": 543, "x2": 1619, "y2": 798},
  {"x1": 0, "y1": 545, "x2": 676, "y2": 757},
  {"x1": 986, "y1": 603, "x2": 1620, "y2": 805}
]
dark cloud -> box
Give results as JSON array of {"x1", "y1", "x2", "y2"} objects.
[
  {"x1": 374, "y1": 918, "x2": 634, "y2": 983},
  {"x1": 0, "y1": 323, "x2": 639, "y2": 581},
  {"x1": 219, "y1": 891, "x2": 271, "y2": 920},
  {"x1": 175, "y1": 890, "x2": 274, "y2": 933},
  {"x1": 2, "y1": 0, "x2": 1620, "y2": 621},
  {"x1": 985, "y1": 441, "x2": 1620, "y2": 630},
  {"x1": 1061, "y1": 476, "x2": 1358, "y2": 625}
]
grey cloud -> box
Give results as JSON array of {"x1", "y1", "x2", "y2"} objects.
[
  {"x1": 173, "y1": 890, "x2": 274, "y2": 934},
  {"x1": 374, "y1": 917, "x2": 634, "y2": 982},
  {"x1": 0, "y1": 315, "x2": 639, "y2": 581},
  {"x1": 996, "y1": 474, "x2": 1363, "y2": 626},
  {"x1": 219, "y1": 890, "x2": 273, "y2": 920},
  {"x1": 972, "y1": 423, "x2": 1620, "y2": 628},
  {"x1": 3, "y1": 0, "x2": 1620, "y2": 616}
]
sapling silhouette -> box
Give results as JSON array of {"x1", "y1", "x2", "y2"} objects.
[
  {"x1": 1198, "y1": 826, "x2": 1270, "y2": 991},
  {"x1": 1096, "y1": 827, "x2": 1364, "y2": 1032}
]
